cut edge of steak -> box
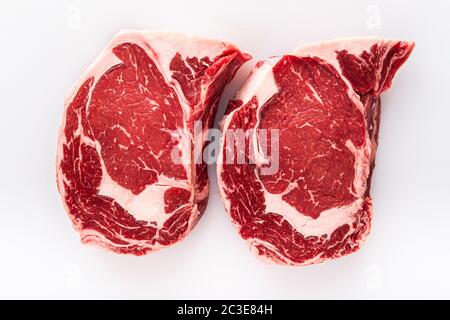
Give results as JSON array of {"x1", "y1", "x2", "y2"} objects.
[
  {"x1": 56, "y1": 30, "x2": 250, "y2": 255},
  {"x1": 217, "y1": 37, "x2": 414, "y2": 266}
]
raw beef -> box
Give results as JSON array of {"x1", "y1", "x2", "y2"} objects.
[
  {"x1": 217, "y1": 37, "x2": 414, "y2": 265},
  {"x1": 57, "y1": 30, "x2": 249, "y2": 255}
]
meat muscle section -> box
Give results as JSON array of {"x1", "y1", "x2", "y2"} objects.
[
  {"x1": 57, "y1": 30, "x2": 250, "y2": 255},
  {"x1": 217, "y1": 38, "x2": 414, "y2": 265}
]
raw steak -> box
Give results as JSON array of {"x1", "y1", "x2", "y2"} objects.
[
  {"x1": 217, "y1": 37, "x2": 414, "y2": 265},
  {"x1": 57, "y1": 30, "x2": 249, "y2": 255}
]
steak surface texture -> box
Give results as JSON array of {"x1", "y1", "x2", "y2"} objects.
[
  {"x1": 57, "y1": 30, "x2": 250, "y2": 255},
  {"x1": 217, "y1": 37, "x2": 414, "y2": 265}
]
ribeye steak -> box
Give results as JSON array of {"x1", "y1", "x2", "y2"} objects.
[
  {"x1": 217, "y1": 37, "x2": 414, "y2": 265},
  {"x1": 57, "y1": 30, "x2": 249, "y2": 255}
]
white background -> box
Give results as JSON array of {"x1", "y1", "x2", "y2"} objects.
[{"x1": 0, "y1": 0, "x2": 449, "y2": 299}]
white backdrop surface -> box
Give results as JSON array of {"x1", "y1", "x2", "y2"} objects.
[{"x1": 0, "y1": 0, "x2": 449, "y2": 299}]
